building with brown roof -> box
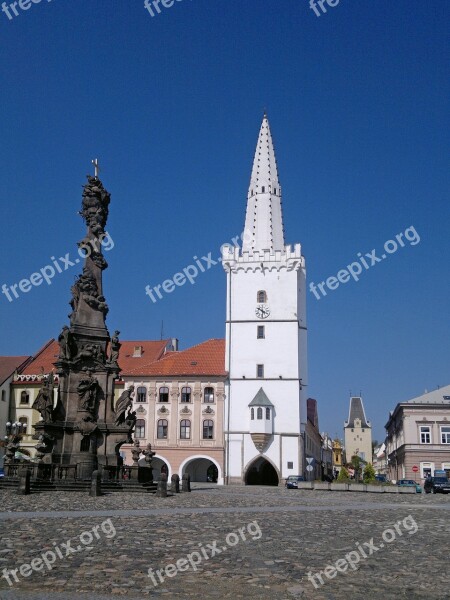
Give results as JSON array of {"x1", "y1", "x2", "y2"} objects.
[
  {"x1": 0, "y1": 355, "x2": 31, "y2": 465},
  {"x1": 118, "y1": 339, "x2": 227, "y2": 484},
  {"x1": 9, "y1": 337, "x2": 227, "y2": 482}
]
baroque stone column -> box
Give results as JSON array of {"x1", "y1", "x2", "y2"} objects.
[{"x1": 33, "y1": 173, "x2": 133, "y2": 479}]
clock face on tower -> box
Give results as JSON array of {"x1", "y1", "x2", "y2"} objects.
[{"x1": 255, "y1": 304, "x2": 270, "y2": 319}]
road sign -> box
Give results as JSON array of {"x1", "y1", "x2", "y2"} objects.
[
  {"x1": 306, "y1": 465, "x2": 314, "y2": 472},
  {"x1": 412, "y1": 465, "x2": 419, "y2": 473},
  {"x1": 306, "y1": 457, "x2": 314, "y2": 465}
]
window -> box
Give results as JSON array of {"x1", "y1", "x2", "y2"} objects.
[
  {"x1": 261, "y1": 186, "x2": 265, "y2": 193},
  {"x1": 257, "y1": 407, "x2": 263, "y2": 420},
  {"x1": 1, "y1": 390, "x2": 5, "y2": 402},
  {"x1": 420, "y1": 426, "x2": 431, "y2": 444},
  {"x1": 159, "y1": 387, "x2": 169, "y2": 402},
  {"x1": 135, "y1": 419, "x2": 145, "y2": 439},
  {"x1": 257, "y1": 290, "x2": 267, "y2": 303},
  {"x1": 18, "y1": 416, "x2": 27, "y2": 434},
  {"x1": 441, "y1": 426, "x2": 450, "y2": 444},
  {"x1": 157, "y1": 419, "x2": 168, "y2": 439},
  {"x1": 257, "y1": 364, "x2": 264, "y2": 378},
  {"x1": 204, "y1": 387, "x2": 214, "y2": 403},
  {"x1": 80, "y1": 437, "x2": 90, "y2": 452},
  {"x1": 181, "y1": 387, "x2": 191, "y2": 403},
  {"x1": 203, "y1": 420, "x2": 214, "y2": 439},
  {"x1": 274, "y1": 188, "x2": 277, "y2": 195},
  {"x1": 136, "y1": 386, "x2": 147, "y2": 403},
  {"x1": 20, "y1": 391, "x2": 29, "y2": 405},
  {"x1": 266, "y1": 407, "x2": 270, "y2": 420},
  {"x1": 257, "y1": 326, "x2": 265, "y2": 339},
  {"x1": 180, "y1": 419, "x2": 191, "y2": 439},
  {"x1": 287, "y1": 461, "x2": 293, "y2": 469},
  {"x1": 421, "y1": 462, "x2": 434, "y2": 479},
  {"x1": 251, "y1": 407, "x2": 254, "y2": 420}
]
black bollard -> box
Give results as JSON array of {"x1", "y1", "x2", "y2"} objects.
[
  {"x1": 171, "y1": 474, "x2": 180, "y2": 494},
  {"x1": 89, "y1": 470, "x2": 102, "y2": 497},
  {"x1": 182, "y1": 473, "x2": 191, "y2": 492},
  {"x1": 156, "y1": 473, "x2": 168, "y2": 498},
  {"x1": 17, "y1": 467, "x2": 31, "y2": 495}
]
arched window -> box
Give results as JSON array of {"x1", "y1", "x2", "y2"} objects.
[
  {"x1": 203, "y1": 420, "x2": 214, "y2": 439},
  {"x1": 20, "y1": 391, "x2": 29, "y2": 405},
  {"x1": 181, "y1": 387, "x2": 191, "y2": 403},
  {"x1": 257, "y1": 407, "x2": 263, "y2": 420},
  {"x1": 180, "y1": 419, "x2": 191, "y2": 439},
  {"x1": 135, "y1": 419, "x2": 145, "y2": 438},
  {"x1": 251, "y1": 407, "x2": 254, "y2": 420},
  {"x1": 18, "y1": 416, "x2": 28, "y2": 434},
  {"x1": 257, "y1": 290, "x2": 267, "y2": 303},
  {"x1": 80, "y1": 436, "x2": 90, "y2": 452},
  {"x1": 204, "y1": 387, "x2": 214, "y2": 403},
  {"x1": 157, "y1": 419, "x2": 168, "y2": 439},
  {"x1": 266, "y1": 407, "x2": 271, "y2": 420},
  {"x1": 136, "y1": 386, "x2": 147, "y2": 403},
  {"x1": 159, "y1": 387, "x2": 169, "y2": 402}
]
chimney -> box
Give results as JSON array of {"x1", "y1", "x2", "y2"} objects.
[{"x1": 171, "y1": 338, "x2": 179, "y2": 351}]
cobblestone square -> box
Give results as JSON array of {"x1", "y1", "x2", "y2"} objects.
[{"x1": 0, "y1": 486, "x2": 448, "y2": 600}]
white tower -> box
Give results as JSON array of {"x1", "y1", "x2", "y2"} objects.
[{"x1": 222, "y1": 114, "x2": 308, "y2": 485}]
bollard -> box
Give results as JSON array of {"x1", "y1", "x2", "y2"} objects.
[
  {"x1": 182, "y1": 473, "x2": 191, "y2": 492},
  {"x1": 156, "y1": 473, "x2": 168, "y2": 498},
  {"x1": 171, "y1": 474, "x2": 180, "y2": 494},
  {"x1": 89, "y1": 470, "x2": 102, "y2": 497},
  {"x1": 17, "y1": 467, "x2": 31, "y2": 495}
]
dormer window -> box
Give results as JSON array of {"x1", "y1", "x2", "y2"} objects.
[{"x1": 133, "y1": 346, "x2": 143, "y2": 358}]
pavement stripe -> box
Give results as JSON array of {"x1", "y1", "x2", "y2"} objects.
[{"x1": 0, "y1": 502, "x2": 448, "y2": 521}]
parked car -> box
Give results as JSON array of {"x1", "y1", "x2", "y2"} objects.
[
  {"x1": 397, "y1": 479, "x2": 422, "y2": 493},
  {"x1": 424, "y1": 476, "x2": 450, "y2": 494},
  {"x1": 285, "y1": 475, "x2": 305, "y2": 489},
  {"x1": 0, "y1": 468, "x2": 4, "y2": 479},
  {"x1": 375, "y1": 474, "x2": 387, "y2": 483}
]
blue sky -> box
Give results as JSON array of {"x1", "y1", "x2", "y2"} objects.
[{"x1": 0, "y1": 0, "x2": 448, "y2": 440}]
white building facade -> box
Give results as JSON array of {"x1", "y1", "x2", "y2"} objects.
[{"x1": 222, "y1": 114, "x2": 308, "y2": 485}]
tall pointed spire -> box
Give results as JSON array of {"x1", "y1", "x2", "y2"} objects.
[{"x1": 243, "y1": 114, "x2": 285, "y2": 252}]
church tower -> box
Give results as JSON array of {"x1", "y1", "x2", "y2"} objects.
[{"x1": 222, "y1": 114, "x2": 308, "y2": 485}]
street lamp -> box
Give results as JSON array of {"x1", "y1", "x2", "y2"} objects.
[{"x1": 4, "y1": 421, "x2": 25, "y2": 464}]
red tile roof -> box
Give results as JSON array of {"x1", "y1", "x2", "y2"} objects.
[
  {"x1": 21, "y1": 339, "x2": 58, "y2": 375},
  {"x1": 16, "y1": 338, "x2": 226, "y2": 378},
  {"x1": 124, "y1": 339, "x2": 226, "y2": 377},
  {"x1": 118, "y1": 340, "x2": 170, "y2": 375},
  {"x1": 0, "y1": 356, "x2": 31, "y2": 386}
]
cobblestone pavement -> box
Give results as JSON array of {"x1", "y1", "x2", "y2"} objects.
[{"x1": 0, "y1": 485, "x2": 448, "y2": 600}]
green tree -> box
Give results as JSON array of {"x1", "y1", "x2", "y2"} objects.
[
  {"x1": 337, "y1": 467, "x2": 350, "y2": 482},
  {"x1": 363, "y1": 462, "x2": 376, "y2": 483},
  {"x1": 351, "y1": 455, "x2": 363, "y2": 482}
]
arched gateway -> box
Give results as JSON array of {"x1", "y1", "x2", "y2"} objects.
[{"x1": 245, "y1": 456, "x2": 279, "y2": 486}]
